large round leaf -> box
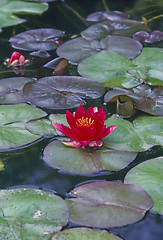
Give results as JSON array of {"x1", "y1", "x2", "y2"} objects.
[
  {"x1": 78, "y1": 51, "x2": 134, "y2": 87},
  {"x1": 124, "y1": 157, "x2": 163, "y2": 215},
  {"x1": 103, "y1": 115, "x2": 163, "y2": 151},
  {"x1": 0, "y1": 104, "x2": 47, "y2": 150},
  {"x1": 0, "y1": 188, "x2": 69, "y2": 239},
  {"x1": 52, "y1": 228, "x2": 122, "y2": 240},
  {"x1": 10, "y1": 28, "x2": 65, "y2": 51},
  {"x1": 0, "y1": 77, "x2": 33, "y2": 104},
  {"x1": 0, "y1": 0, "x2": 48, "y2": 28},
  {"x1": 67, "y1": 181, "x2": 153, "y2": 228},
  {"x1": 23, "y1": 76, "x2": 105, "y2": 109},
  {"x1": 43, "y1": 140, "x2": 137, "y2": 175}
]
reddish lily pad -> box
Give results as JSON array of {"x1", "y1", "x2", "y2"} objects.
[
  {"x1": 124, "y1": 157, "x2": 163, "y2": 215},
  {"x1": 52, "y1": 228, "x2": 122, "y2": 240},
  {"x1": 43, "y1": 140, "x2": 137, "y2": 175},
  {"x1": 0, "y1": 77, "x2": 33, "y2": 104},
  {"x1": 66, "y1": 181, "x2": 153, "y2": 228},
  {"x1": 23, "y1": 76, "x2": 105, "y2": 109},
  {"x1": 57, "y1": 35, "x2": 142, "y2": 63},
  {"x1": 9, "y1": 28, "x2": 65, "y2": 51}
]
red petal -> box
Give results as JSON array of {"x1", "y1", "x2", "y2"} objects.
[
  {"x1": 10, "y1": 51, "x2": 22, "y2": 63},
  {"x1": 52, "y1": 122, "x2": 73, "y2": 138},
  {"x1": 79, "y1": 140, "x2": 91, "y2": 146},
  {"x1": 74, "y1": 104, "x2": 86, "y2": 120},
  {"x1": 66, "y1": 110, "x2": 75, "y2": 128},
  {"x1": 62, "y1": 140, "x2": 81, "y2": 148},
  {"x1": 89, "y1": 140, "x2": 103, "y2": 147},
  {"x1": 95, "y1": 125, "x2": 117, "y2": 139}
]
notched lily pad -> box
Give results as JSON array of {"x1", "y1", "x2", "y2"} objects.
[
  {"x1": 43, "y1": 140, "x2": 137, "y2": 175},
  {"x1": 67, "y1": 181, "x2": 153, "y2": 228},
  {"x1": 57, "y1": 35, "x2": 142, "y2": 63},
  {"x1": 9, "y1": 28, "x2": 65, "y2": 51},
  {"x1": 0, "y1": 188, "x2": 69, "y2": 239},
  {"x1": 132, "y1": 30, "x2": 163, "y2": 43},
  {"x1": 0, "y1": 77, "x2": 34, "y2": 104},
  {"x1": 0, "y1": 104, "x2": 47, "y2": 150},
  {"x1": 52, "y1": 227, "x2": 122, "y2": 240},
  {"x1": 125, "y1": 157, "x2": 163, "y2": 215},
  {"x1": 103, "y1": 114, "x2": 163, "y2": 151},
  {"x1": 23, "y1": 76, "x2": 105, "y2": 110}
]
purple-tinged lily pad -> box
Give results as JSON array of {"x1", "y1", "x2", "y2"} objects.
[
  {"x1": 57, "y1": 35, "x2": 142, "y2": 63},
  {"x1": 43, "y1": 140, "x2": 137, "y2": 175},
  {"x1": 52, "y1": 228, "x2": 122, "y2": 240},
  {"x1": 125, "y1": 157, "x2": 163, "y2": 215},
  {"x1": 9, "y1": 28, "x2": 65, "y2": 51},
  {"x1": 0, "y1": 77, "x2": 33, "y2": 104},
  {"x1": 23, "y1": 76, "x2": 105, "y2": 110},
  {"x1": 132, "y1": 30, "x2": 163, "y2": 43},
  {"x1": 66, "y1": 181, "x2": 153, "y2": 228},
  {"x1": 86, "y1": 11, "x2": 129, "y2": 23}
]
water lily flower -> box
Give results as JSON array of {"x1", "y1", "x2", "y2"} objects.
[
  {"x1": 8, "y1": 51, "x2": 26, "y2": 66},
  {"x1": 52, "y1": 104, "x2": 117, "y2": 148}
]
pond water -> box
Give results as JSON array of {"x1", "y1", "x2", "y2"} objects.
[{"x1": 0, "y1": 0, "x2": 163, "y2": 240}]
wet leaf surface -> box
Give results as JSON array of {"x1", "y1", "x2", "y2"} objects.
[
  {"x1": 67, "y1": 181, "x2": 153, "y2": 228},
  {"x1": 10, "y1": 28, "x2": 65, "y2": 51},
  {"x1": 23, "y1": 76, "x2": 105, "y2": 109},
  {"x1": 43, "y1": 140, "x2": 137, "y2": 175},
  {"x1": 0, "y1": 188, "x2": 69, "y2": 239},
  {"x1": 52, "y1": 227, "x2": 122, "y2": 240},
  {"x1": 125, "y1": 157, "x2": 163, "y2": 215}
]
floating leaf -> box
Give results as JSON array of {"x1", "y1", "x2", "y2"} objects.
[
  {"x1": 52, "y1": 228, "x2": 122, "y2": 240},
  {"x1": 0, "y1": 188, "x2": 69, "y2": 239},
  {"x1": 0, "y1": 0, "x2": 48, "y2": 29},
  {"x1": 25, "y1": 119, "x2": 56, "y2": 136},
  {"x1": 67, "y1": 181, "x2": 153, "y2": 228},
  {"x1": 10, "y1": 28, "x2": 65, "y2": 51},
  {"x1": 43, "y1": 140, "x2": 137, "y2": 175},
  {"x1": 0, "y1": 77, "x2": 33, "y2": 104},
  {"x1": 23, "y1": 76, "x2": 105, "y2": 109},
  {"x1": 0, "y1": 104, "x2": 47, "y2": 150},
  {"x1": 132, "y1": 30, "x2": 163, "y2": 43},
  {"x1": 57, "y1": 35, "x2": 142, "y2": 63},
  {"x1": 103, "y1": 114, "x2": 163, "y2": 151},
  {"x1": 78, "y1": 48, "x2": 163, "y2": 88},
  {"x1": 124, "y1": 157, "x2": 163, "y2": 215},
  {"x1": 86, "y1": 11, "x2": 129, "y2": 23}
]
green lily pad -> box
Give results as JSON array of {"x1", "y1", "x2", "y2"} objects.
[
  {"x1": 124, "y1": 157, "x2": 163, "y2": 215},
  {"x1": 0, "y1": 104, "x2": 47, "y2": 150},
  {"x1": 23, "y1": 76, "x2": 105, "y2": 110},
  {"x1": 0, "y1": 161, "x2": 4, "y2": 171},
  {"x1": 52, "y1": 228, "x2": 122, "y2": 240},
  {"x1": 103, "y1": 114, "x2": 163, "y2": 152},
  {"x1": 10, "y1": 28, "x2": 65, "y2": 51},
  {"x1": 67, "y1": 181, "x2": 153, "y2": 228},
  {"x1": 0, "y1": 77, "x2": 33, "y2": 104},
  {"x1": 0, "y1": 188, "x2": 69, "y2": 239},
  {"x1": 43, "y1": 140, "x2": 137, "y2": 175},
  {"x1": 25, "y1": 119, "x2": 56, "y2": 136},
  {"x1": 0, "y1": 0, "x2": 48, "y2": 29},
  {"x1": 78, "y1": 48, "x2": 163, "y2": 88}
]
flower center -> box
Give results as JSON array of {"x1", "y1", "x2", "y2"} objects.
[{"x1": 76, "y1": 117, "x2": 94, "y2": 128}]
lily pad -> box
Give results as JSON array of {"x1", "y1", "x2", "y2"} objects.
[
  {"x1": 103, "y1": 114, "x2": 163, "y2": 152},
  {"x1": 52, "y1": 228, "x2": 122, "y2": 240},
  {"x1": 0, "y1": 77, "x2": 33, "y2": 104},
  {"x1": 0, "y1": 104, "x2": 47, "y2": 150},
  {"x1": 43, "y1": 140, "x2": 137, "y2": 175},
  {"x1": 124, "y1": 157, "x2": 163, "y2": 215},
  {"x1": 0, "y1": 0, "x2": 48, "y2": 28},
  {"x1": 10, "y1": 28, "x2": 65, "y2": 51},
  {"x1": 23, "y1": 76, "x2": 105, "y2": 109},
  {"x1": 78, "y1": 48, "x2": 163, "y2": 88},
  {"x1": 67, "y1": 181, "x2": 153, "y2": 228},
  {"x1": 0, "y1": 188, "x2": 69, "y2": 239},
  {"x1": 132, "y1": 30, "x2": 163, "y2": 43},
  {"x1": 57, "y1": 35, "x2": 142, "y2": 63},
  {"x1": 104, "y1": 86, "x2": 163, "y2": 116}
]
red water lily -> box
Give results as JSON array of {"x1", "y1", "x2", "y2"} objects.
[
  {"x1": 52, "y1": 105, "x2": 117, "y2": 148},
  {"x1": 9, "y1": 51, "x2": 25, "y2": 66}
]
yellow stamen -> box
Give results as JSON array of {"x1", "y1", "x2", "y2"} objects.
[{"x1": 76, "y1": 117, "x2": 94, "y2": 128}]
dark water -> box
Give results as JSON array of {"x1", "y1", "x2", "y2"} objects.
[{"x1": 0, "y1": 1, "x2": 163, "y2": 240}]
